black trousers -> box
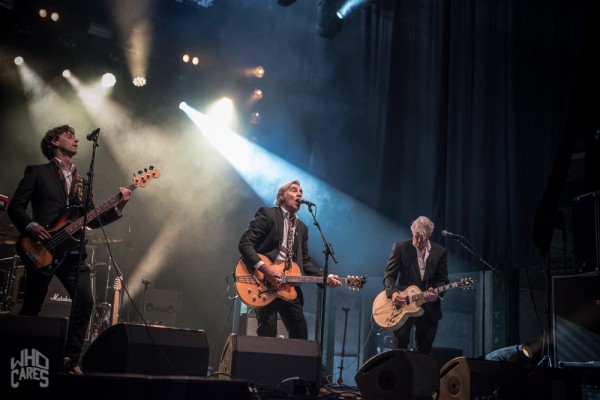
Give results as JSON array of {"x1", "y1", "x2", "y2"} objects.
[
  {"x1": 20, "y1": 254, "x2": 94, "y2": 364},
  {"x1": 255, "y1": 294, "x2": 308, "y2": 339},
  {"x1": 392, "y1": 313, "x2": 439, "y2": 354}
]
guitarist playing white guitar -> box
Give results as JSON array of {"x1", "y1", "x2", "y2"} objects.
[
  {"x1": 381, "y1": 216, "x2": 449, "y2": 354},
  {"x1": 238, "y1": 180, "x2": 342, "y2": 340}
]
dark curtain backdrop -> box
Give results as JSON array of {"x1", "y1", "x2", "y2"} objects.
[{"x1": 366, "y1": 0, "x2": 598, "y2": 272}]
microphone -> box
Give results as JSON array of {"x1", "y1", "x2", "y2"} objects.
[
  {"x1": 86, "y1": 128, "x2": 100, "y2": 141},
  {"x1": 441, "y1": 230, "x2": 464, "y2": 239},
  {"x1": 298, "y1": 199, "x2": 316, "y2": 207}
]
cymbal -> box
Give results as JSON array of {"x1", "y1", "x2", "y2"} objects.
[
  {"x1": 0, "y1": 225, "x2": 18, "y2": 238},
  {"x1": 89, "y1": 237, "x2": 122, "y2": 244}
]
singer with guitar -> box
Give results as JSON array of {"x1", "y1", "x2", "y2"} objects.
[
  {"x1": 382, "y1": 216, "x2": 449, "y2": 354},
  {"x1": 238, "y1": 180, "x2": 342, "y2": 339},
  {"x1": 7, "y1": 125, "x2": 131, "y2": 375}
]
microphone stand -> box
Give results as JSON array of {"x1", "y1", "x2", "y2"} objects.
[
  {"x1": 305, "y1": 203, "x2": 337, "y2": 389},
  {"x1": 69, "y1": 132, "x2": 99, "y2": 364},
  {"x1": 447, "y1": 234, "x2": 498, "y2": 358}
]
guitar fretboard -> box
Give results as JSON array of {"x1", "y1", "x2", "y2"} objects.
[
  {"x1": 410, "y1": 280, "x2": 469, "y2": 302},
  {"x1": 65, "y1": 183, "x2": 137, "y2": 236},
  {"x1": 282, "y1": 275, "x2": 350, "y2": 285}
]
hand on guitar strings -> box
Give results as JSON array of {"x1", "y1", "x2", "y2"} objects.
[
  {"x1": 29, "y1": 224, "x2": 51, "y2": 241},
  {"x1": 259, "y1": 264, "x2": 287, "y2": 289},
  {"x1": 327, "y1": 274, "x2": 342, "y2": 288},
  {"x1": 391, "y1": 291, "x2": 407, "y2": 307},
  {"x1": 423, "y1": 287, "x2": 439, "y2": 302}
]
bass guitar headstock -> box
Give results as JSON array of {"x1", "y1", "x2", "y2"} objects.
[{"x1": 133, "y1": 166, "x2": 161, "y2": 188}]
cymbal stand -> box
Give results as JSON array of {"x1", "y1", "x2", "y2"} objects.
[
  {"x1": 336, "y1": 307, "x2": 350, "y2": 388},
  {"x1": 0, "y1": 255, "x2": 20, "y2": 312}
]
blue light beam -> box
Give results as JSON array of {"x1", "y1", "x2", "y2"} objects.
[{"x1": 180, "y1": 101, "x2": 409, "y2": 276}]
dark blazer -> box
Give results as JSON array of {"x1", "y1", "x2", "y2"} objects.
[
  {"x1": 383, "y1": 239, "x2": 449, "y2": 322},
  {"x1": 238, "y1": 206, "x2": 321, "y2": 277},
  {"x1": 8, "y1": 162, "x2": 121, "y2": 237}
]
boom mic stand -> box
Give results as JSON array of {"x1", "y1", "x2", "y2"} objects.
[{"x1": 446, "y1": 233, "x2": 498, "y2": 357}]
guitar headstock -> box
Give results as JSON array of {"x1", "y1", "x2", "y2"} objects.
[
  {"x1": 133, "y1": 166, "x2": 161, "y2": 188},
  {"x1": 113, "y1": 276, "x2": 123, "y2": 291},
  {"x1": 458, "y1": 277, "x2": 475, "y2": 289},
  {"x1": 347, "y1": 275, "x2": 367, "y2": 291}
]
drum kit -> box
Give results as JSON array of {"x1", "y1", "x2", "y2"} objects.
[
  {"x1": 0, "y1": 225, "x2": 123, "y2": 343},
  {"x1": 0, "y1": 225, "x2": 23, "y2": 314}
]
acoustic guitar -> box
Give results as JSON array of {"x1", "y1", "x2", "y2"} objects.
[{"x1": 234, "y1": 254, "x2": 366, "y2": 308}]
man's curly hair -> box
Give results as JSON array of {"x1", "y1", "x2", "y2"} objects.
[{"x1": 40, "y1": 125, "x2": 75, "y2": 160}]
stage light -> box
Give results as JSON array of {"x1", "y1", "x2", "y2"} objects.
[
  {"x1": 251, "y1": 89, "x2": 263, "y2": 101},
  {"x1": 62, "y1": 69, "x2": 71, "y2": 78},
  {"x1": 39, "y1": 8, "x2": 47, "y2": 18},
  {"x1": 336, "y1": 0, "x2": 368, "y2": 19},
  {"x1": 485, "y1": 339, "x2": 542, "y2": 365},
  {"x1": 14, "y1": 56, "x2": 24, "y2": 65},
  {"x1": 207, "y1": 97, "x2": 234, "y2": 128},
  {"x1": 317, "y1": 0, "x2": 343, "y2": 38},
  {"x1": 50, "y1": 12, "x2": 59, "y2": 22},
  {"x1": 133, "y1": 76, "x2": 146, "y2": 87},
  {"x1": 192, "y1": 56, "x2": 199, "y2": 65},
  {"x1": 101, "y1": 72, "x2": 116, "y2": 88},
  {"x1": 250, "y1": 112, "x2": 261, "y2": 124},
  {"x1": 182, "y1": 54, "x2": 190, "y2": 63},
  {"x1": 253, "y1": 66, "x2": 265, "y2": 78}
]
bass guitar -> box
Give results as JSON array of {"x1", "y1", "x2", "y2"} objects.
[
  {"x1": 234, "y1": 254, "x2": 366, "y2": 308},
  {"x1": 16, "y1": 166, "x2": 160, "y2": 275},
  {"x1": 372, "y1": 278, "x2": 475, "y2": 331}
]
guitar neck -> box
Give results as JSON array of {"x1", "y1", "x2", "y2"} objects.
[
  {"x1": 282, "y1": 275, "x2": 348, "y2": 285},
  {"x1": 65, "y1": 183, "x2": 136, "y2": 236},
  {"x1": 411, "y1": 281, "x2": 462, "y2": 301}
]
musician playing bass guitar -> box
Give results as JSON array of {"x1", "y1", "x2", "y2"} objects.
[
  {"x1": 238, "y1": 179, "x2": 341, "y2": 339},
  {"x1": 8, "y1": 125, "x2": 131, "y2": 374},
  {"x1": 383, "y1": 216, "x2": 449, "y2": 354}
]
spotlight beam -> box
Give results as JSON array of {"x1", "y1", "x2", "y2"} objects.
[{"x1": 180, "y1": 102, "x2": 407, "y2": 276}]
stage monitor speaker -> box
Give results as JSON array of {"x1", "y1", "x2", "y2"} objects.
[
  {"x1": 552, "y1": 273, "x2": 600, "y2": 363},
  {"x1": 354, "y1": 350, "x2": 439, "y2": 400},
  {"x1": 0, "y1": 316, "x2": 67, "y2": 383},
  {"x1": 219, "y1": 334, "x2": 320, "y2": 395},
  {"x1": 81, "y1": 323, "x2": 209, "y2": 376},
  {"x1": 439, "y1": 357, "x2": 527, "y2": 400}
]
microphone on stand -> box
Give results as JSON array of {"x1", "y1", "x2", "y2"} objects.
[
  {"x1": 298, "y1": 199, "x2": 316, "y2": 207},
  {"x1": 86, "y1": 128, "x2": 100, "y2": 141},
  {"x1": 441, "y1": 229, "x2": 465, "y2": 239}
]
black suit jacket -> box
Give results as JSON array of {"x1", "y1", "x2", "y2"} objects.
[
  {"x1": 238, "y1": 206, "x2": 321, "y2": 277},
  {"x1": 8, "y1": 162, "x2": 121, "y2": 239},
  {"x1": 383, "y1": 239, "x2": 449, "y2": 322}
]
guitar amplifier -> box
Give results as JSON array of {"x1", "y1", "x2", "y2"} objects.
[
  {"x1": 238, "y1": 312, "x2": 288, "y2": 338},
  {"x1": 39, "y1": 275, "x2": 72, "y2": 318}
]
